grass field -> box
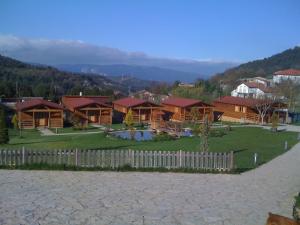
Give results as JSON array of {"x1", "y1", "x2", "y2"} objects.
[
  {"x1": 49, "y1": 125, "x2": 100, "y2": 134},
  {"x1": 1, "y1": 127, "x2": 298, "y2": 170}
]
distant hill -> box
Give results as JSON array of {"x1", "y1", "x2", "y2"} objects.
[
  {"x1": 0, "y1": 55, "x2": 156, "y2": 99},
  {"x1": 55, "y1": 64, "x2": 204, "y2": 82},
  {"x1": 211, "y1": 46, "x2": 300, "y2": 85}
]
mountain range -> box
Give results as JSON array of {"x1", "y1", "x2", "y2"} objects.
[
  {"x1": 0, "y1": 35, "x2": 237, "y2": 82},
  {"x1": 0, "y1": 54, "x2": 160, "y2": 99}
]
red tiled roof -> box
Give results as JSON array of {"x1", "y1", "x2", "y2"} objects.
[
  {"x1": 113, "y1": 97, "x2": 159, "y2": 108},
  {"x1": 162, "y1": 97, "x2": 211, "y2": 108},
  {"x1": 62, "y1": 96, "x2": 111, "y2": 111},
  {"x1": 274, "y1": 69, "x2": 300, "y2": 76},
  {"x1": 244, "y1": 82, "x2": 272, "y2": 93},
  {"x1": 213, "y1": 96, "x2": 272, "y2": 108},
  {"x1": 16, "y1": 99, "x2": 64, "y2": 111}
]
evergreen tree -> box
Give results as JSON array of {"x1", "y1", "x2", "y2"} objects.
[
  {"x1": 124, "y1": 109, "x2": 134, "y2": 128},
  {"x1": 11, "y1": 114, "x2": 18, "y2": 129},
  {"x1": 124, "y1": 109, "x2": 135, "y2": 140},
  {"x1": 0, "y1": 108, "x2": 9, "y2": 144}
]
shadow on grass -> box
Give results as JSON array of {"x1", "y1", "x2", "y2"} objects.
[
  {"x1": 9, "y1": 139, "x2": 71, "y2": 146},
  {"x1": 233, "y1": 148, "x2": 248, "y2": 153},
  {"x1": 88, "y1": 145, "x2": 136, "y2": 150}
]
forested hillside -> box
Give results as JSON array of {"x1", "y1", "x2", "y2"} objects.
[
  {"x1": 211, "y1": 46, "x2": 300, "y2": 85},
  {"x1": 0, "y1": 55, "x2": 149, "y2": 100}
]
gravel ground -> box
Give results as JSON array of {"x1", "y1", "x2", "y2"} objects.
[{"x1": 0, "y1": 142, "x2": 299, "y2": 225}]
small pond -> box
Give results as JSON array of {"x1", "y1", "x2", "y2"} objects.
[
  {"x1": 113, "y1": 130, "x2": 154, "y2": 141},
  {"x1": 112, "y1": 129, "x2": 193, "y2": 141}
]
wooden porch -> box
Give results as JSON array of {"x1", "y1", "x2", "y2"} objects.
[{"x1": 18, "y1": 109, "x2": 63, "y2": 129}]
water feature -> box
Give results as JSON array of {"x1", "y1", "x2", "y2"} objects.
[{"x1": 113, "y1": 130, "x2": 154, "y2": 141}]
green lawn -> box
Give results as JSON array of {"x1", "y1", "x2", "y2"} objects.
[
  {"x1": 105, "y1": 123, "x2": 149, "y2": 130},
  {"x1": 49, "y1": 125, "x2": 100, "y2": 134},
  {"x1": 1, "y1": 127, "x2": 298, "y2": 170}
]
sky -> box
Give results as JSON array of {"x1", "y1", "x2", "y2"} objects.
[{"x1": 0, "y1": 0, "x2": 300, "y2": 63}]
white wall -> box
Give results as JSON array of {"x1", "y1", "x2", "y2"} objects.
[{"x1": 273, "y1": 75, "x2": 300, "y2": 84}]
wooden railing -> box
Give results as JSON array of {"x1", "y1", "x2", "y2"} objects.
[
  {"x1": 0, "y1": 149, "x2": 234, "y2": 171},
  {"x1": 20, "y1": 120, "x2": 33, "y2": 128}
]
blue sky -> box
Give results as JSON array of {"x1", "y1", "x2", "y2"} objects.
[{"x1": 0, "y1": 0, "x2": 299, "y2": 62}]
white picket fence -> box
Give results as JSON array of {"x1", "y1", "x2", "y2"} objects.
[{"x1": 0, "y1": 148, "x2": 234, "y2": 171}]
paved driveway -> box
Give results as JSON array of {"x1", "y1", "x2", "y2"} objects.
[{"x1": 0, "y1": 142, "x2": 300, "y2": 225}]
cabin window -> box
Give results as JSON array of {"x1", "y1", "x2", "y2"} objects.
[
  {"x1": 175, "y1": 107, "x2": 179, "y2": 113},
  {"x1": 235, "y1": 105, "x2": 245, "y2": 113}
]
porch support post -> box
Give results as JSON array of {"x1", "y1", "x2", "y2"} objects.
[
  {"x1": 99, "y1": 109, "x2": 102, "y2": 125},
  {"x1": 85, "y1": 110, "x2": 88, "y2": 125},
  {"x1": 150, "y1": 107, "x2": 152, "y2": 122},
  {"x1": 61, "y1": 110, "x2": 63, "y2": 128},
  {"x1": 110, "y1": 108, "x2": 112, "y2": 125},
  {"x1": 48, "y1": 111, "x2": 51, "y2": 127},
  {"x1": 183, "y1": 108, "x2": 186, "y2": 122},
  {"x1": 139, "y1": 109, "x2": 141, "y2": 123},
  {"x1": 203, "y1": 108, "x2": 206, "y2": 121},
  {"x1": 33, "y1": 111, "x2": 35, "y2": 128}
]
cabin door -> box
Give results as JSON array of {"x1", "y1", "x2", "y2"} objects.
[
  {"x1": 88, "y1": 111, "x2": 98, "y2": 123},
  {"x1": 35, "y1": 112, "x2": 49, "y2": 127}
]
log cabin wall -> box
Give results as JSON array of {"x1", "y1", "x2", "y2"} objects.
[
  {"x1": 213, "y1": 102, "x2": 260, "y2": 123},
  {"x1": 113, "y1": 102, "x2": 163, "y2": 124},
  {"x1": 75, "y1": 108, "x2": 112, "y2": 125},
  {"x1": 162, "y1": 104, "x2": 213, "y2": 122}
]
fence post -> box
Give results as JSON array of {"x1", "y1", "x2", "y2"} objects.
[
  {"x1": 179, "y1": 150, "x2": 182, "y2": 168},
  {"x1": 230, "y1": 151, "x2": 234, "y2": 170},
  {"x1": 75, "y1": 148, "x2": 78, "y2": 167},
  {"x1": 128, "y1": 149, "x2": 132, "y2": 167},
  {"x1": 284, "y1": 141, "x2": 288, "y2": 151},
  {"x1": 22, "y1": 146, "x2": 25, "y2": 165},
  {"x1": 253, "y1": 153, "x2": 257, "y2": 166}
]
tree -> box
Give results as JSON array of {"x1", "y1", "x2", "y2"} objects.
[
  {"x1": 124, "y1": 109, "x2": 134, "y2": 127},
  {"x1": 271, "y1": 112, "x2": 279, "y2": 132},
  {"x1": 255, "y1": 100, "x2": 272, "y2": 125},
  {"x1": 0, "y1": 108, "x2": 9, "y2": 144},
  {"x1": 274, "y1": 80, "x2": 300, "y2": 112},
  {"x1": 124, "y1": 109, "x2": 135, "y2": 140},
  {"x1": 11, "y1": 114, "x2": 18, "y2": 129},
  {"x1": 200, "y1": 115, "x2": 210, "y2": 152},
  {"x1": 190, "y1": 107, "x2": 199, "y2": 123}
]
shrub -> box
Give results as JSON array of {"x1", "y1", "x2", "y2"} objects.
[
  {"x1": 225, "y1": 125, "x2": 232, "y2": 132},
  {"x1": 0, "y1": 108, "x2": 9, "y2": 144},
  {"x1": 271, "y1": 113, "x2": 279, "y2": 132},
  {"x1": 11, "y1": 114, "x2": 18, "y2": 129},
  {"x1": 153, "y1": 132, "x2": 174, "y2": 141},
  {"x1": 210, "y1": 129, "x2": 227, "y2": 137},
  {"x1": 293, "y1": 193, "x2": 300, "y2": 221}
]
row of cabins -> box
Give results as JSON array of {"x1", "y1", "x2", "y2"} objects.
[{"x1": 13, "y1": 95, "x2": 287, "y2": 129}]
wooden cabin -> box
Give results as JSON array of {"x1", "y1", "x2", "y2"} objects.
[
  {"x1": 213, "y1": 96, "x2": 288, "y2": 123},
  {"x1": 161, "y1": 97, "x2": 214, "y2": 122},
  {"x1": 62, "y1": 96, "x2": 112, "y2": 125},
  {"x1": 113, "y1": 97, "x2": 164, "y2": 127},
  {"x1": 16, "y1": 99, "x2": 64, "y2": 129}
]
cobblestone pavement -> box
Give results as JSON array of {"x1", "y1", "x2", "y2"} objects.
[{"x1": 0, "y1": 142, "x2": 300, "y2": 225}]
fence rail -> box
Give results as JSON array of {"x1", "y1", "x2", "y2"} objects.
[{"x1": 0, "y1": 148, "x2": 234, "y2": 171}]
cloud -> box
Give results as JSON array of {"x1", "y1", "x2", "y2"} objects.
[{"x1": 0, "y1": 35, "x2": 237, "y2": 75}]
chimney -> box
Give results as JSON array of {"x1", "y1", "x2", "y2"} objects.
[{"x1": 79, "y1": 92, "x2": 82, "y2": 96}]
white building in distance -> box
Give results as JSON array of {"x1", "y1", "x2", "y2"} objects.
[
  {"x1": 273, "y1": 69, "x2": 300, "y2": 84},
  {"x1": 231, "y1": 82, "x2": 273, "y2": 99}
]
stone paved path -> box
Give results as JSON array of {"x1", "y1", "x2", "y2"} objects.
[{"x1": 0, "y1": 143, "x2": 299, "y2": 225}]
